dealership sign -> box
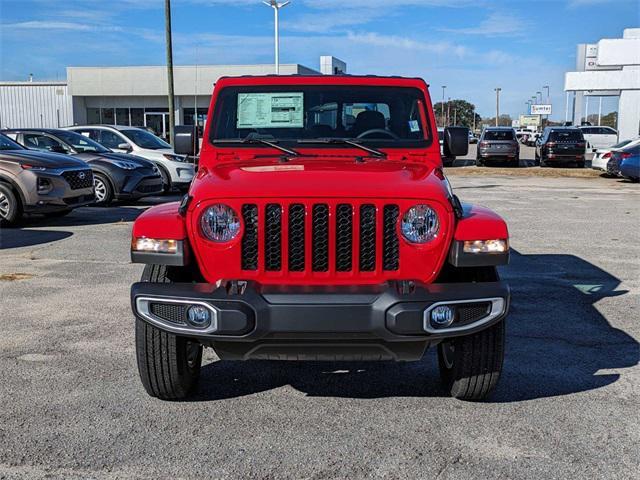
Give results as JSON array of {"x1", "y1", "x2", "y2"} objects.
[{"x1": 531, "y1": 104, "x2": 552, "y2": 115}]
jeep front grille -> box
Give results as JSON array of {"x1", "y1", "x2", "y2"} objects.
[{"x1": 241, "y1": 202, "x2": 401, "y2": 274}]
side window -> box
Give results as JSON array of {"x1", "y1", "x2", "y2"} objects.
[
  {"x1": 99, "y1": 130, "x2": 126, "y2": 149},
  {"x1": 22, "y1": 134, "x2": 69, "y2": 153}
]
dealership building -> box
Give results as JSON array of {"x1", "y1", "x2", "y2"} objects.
[
  {"x1": 565, "y1": 28, "x2": 640, "y2": 140},
  {"x1": 0, "y1": 56, "x2": 347, "y2": 138}
]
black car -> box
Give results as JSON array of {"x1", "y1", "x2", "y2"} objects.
[
  {"x1": 535, "y1": 127, "x2": 586, "y2": 168},
  {"x1": 3, "y1": 129, "x2": 163, "y2": 205}
]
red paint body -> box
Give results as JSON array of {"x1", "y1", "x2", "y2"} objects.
[{"x1": 132, "y1": 75, "x2": 508, "y2": 285}]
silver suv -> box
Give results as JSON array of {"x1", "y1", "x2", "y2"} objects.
[
  {"x1": 477, "y1": 127, "x2": 520, "y2": 166},
  {"x1": 0, "y1": 133, "x2": 95, "y2": 225},
  {"x1": 64, "y1": 125, "x2": 195, "y2": 192}
]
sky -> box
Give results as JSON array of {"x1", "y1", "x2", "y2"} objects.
[{"x1": 0, "y1": 0, "x2": 637, "y2": 119}]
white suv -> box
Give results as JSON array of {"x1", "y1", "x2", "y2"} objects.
[
  {"x1": 578, "y1": 126, "x2": 618, "y2": 152},
  {"x1": 65, "y1": 125, "x2": 194, "y2": 191}
]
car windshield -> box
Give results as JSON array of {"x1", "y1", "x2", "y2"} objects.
[
  {"x1": 121, "y1": 129, "x2": 171, "y2": 150},
  {"x1": 0, "y1": 133, "x2": 24, "y2": 150},
  {"x1": 484, "y1": 130, "x2": 514, "y2": 141},
  {"x1": 550, "y1": 130, "x2": 583, "y2": 141},
  {"x1": 55, "y1": 130, "x2": 110, "y2": 153},
  {"x1": 210, "y1": 85, "x2": 430, "y2": 148}
]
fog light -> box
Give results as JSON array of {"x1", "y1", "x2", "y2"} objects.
[
  {"x1": 430, "y1": 306, "x2": 454, "y2": 328},
  {"x1": 187, "y1": 305, "x2": 211, "y2": 329}
]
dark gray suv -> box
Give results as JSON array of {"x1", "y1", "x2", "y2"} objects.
[
  {"x1": 477, "y1": 127, "x2": 520, "y2": 166},
  {"x1": 0, "y1": 133, "x2": 95, "y2": 225}
]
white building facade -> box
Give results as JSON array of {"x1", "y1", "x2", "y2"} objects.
[
  {"x1": 565, "y1": 28, "x2": 640, "y2": 141},
  {"x1": 0, "y1": 56, "x2": 347, "y2": 138}
]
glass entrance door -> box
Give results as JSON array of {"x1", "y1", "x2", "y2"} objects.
[{"x1": 144, "y1": 113, "x2": 168, "y2": 140}]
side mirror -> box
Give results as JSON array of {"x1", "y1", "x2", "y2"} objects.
[
  {"x1": 117, "y1": 143, "x2": 132, "y2": 151},
  {"x1": 443, "y1": 126, "x2": 469, "y2": 157},
  {"x1": 174, "y1": 125, "x2": 200, "y2": 157}
]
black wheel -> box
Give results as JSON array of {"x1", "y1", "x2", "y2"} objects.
[
  {"x1": 93, "y1": 173, "x2": 114, "y2": 205},
  {"x1": 438, "y1": 266, "x2": 505, "y2": 401},
  {"x1": 135, "y1": 264, "x2": 202, "y2": 400},
  {"x1": 157, "y1": 166, "x2": 172, "y2": 193},
  {"x1": 540, "y1": 154, "x2": 548, "y2": 168},
  {"x1": 0, "y1": 183, "x2": 22, "y2": 226}
]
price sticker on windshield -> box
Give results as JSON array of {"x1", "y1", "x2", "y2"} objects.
[{"x1": 237, "y1": 93, "x2": 304, "y2": 129}]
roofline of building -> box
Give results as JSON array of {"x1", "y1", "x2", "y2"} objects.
[{"x1": 0, "y1": 81, "x2": 67, "y2": 86}]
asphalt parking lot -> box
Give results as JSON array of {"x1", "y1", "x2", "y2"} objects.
[{"x1": 1, "y1": 152, "x2": 638, "y2": 479}]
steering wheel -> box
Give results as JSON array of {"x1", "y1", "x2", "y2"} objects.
[{"x1": 356, "y1": 129, "x2": 399, "y2": 140}]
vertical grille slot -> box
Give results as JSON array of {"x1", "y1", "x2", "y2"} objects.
[
  {"x1": 288, "y1": 204, "x2": 306, "y2": 272},
  {"x1": 265, "y1": 204, "x2": 282, "y2": 271},
  {"x1": 336, "y1": 204, "x2": 353, "y2": 272},
  {"x1": 312, "y1": 204, "x2": 329, "y2": 272},
  {"x1": 359, "y1": 204, "x2": 377, "y2": 271},
  {"x1": 383, "y1": 205, "x2": 400, "y2": 271},
  {"x1": 241, "y1": 204, "x2": 258, "y2": 271}
]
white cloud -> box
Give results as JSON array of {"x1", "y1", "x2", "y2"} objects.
[{"x1": 439, "y1": 12, "x2": 527, "y2": 36}]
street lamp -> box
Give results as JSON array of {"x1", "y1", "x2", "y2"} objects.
[
  {"x1": 441, "y1": 86, "x2": 446, "y2": 127},
  {"x1": 543, "y1": 85, "x2": 550, "y2": 103},
  {"x1": 536, "y1": 91, "x2": 542, "y2": 103},
  {"x1": 263, "y1": 0, "x2": 291, "y2": 75},
  {"x1": 494, "y1": 88, "x2": 501, "y2": 126}
]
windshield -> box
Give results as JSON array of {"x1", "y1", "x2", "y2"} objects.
[
  {"x1": 121, "y1": 129, "x2": 171, "y2": 150},
  {"x1": 56, "y1": 130, "x2": 110, "y2": 153},
  {"x1": 211, "y1": 85, "x2": 430, "y2": 148},
  {"x1": 0, "y1": 133, "x2": 24, "y2": 151}
]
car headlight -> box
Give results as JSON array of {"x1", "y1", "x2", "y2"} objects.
[
  {"x1": 112, "y1": 160, "x2": 139, "y2": 170},
  {"x1": 401, "y1": 205, "x2": 439, "y2": 243},
  {"x1": 163, "y1": 154, "x2": 187, "y2": 162},
  {"x1": 200, "y1": 204, "x2": 241, "y2": 242}
]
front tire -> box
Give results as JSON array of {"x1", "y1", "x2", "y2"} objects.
[
  {"x1": 93, "y1": 173, "x2": 114, "y2": 205},
  {"x1": 438, "y1": 320, "x2": 505, "y2": 401},
  {"x1": 0, "y1": 183, "x2": 21, "y2": 226},
  {"x1": 135, "y1": 264, "x2": 203, "y2": 400}
]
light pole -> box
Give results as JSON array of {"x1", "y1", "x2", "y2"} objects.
[
  {"x1": 536, "y1": 91, "x2": 542, "y2": 104},
  {"x1": 526, "y1": 101, "x2": 532, "y2": 114},
  {"x1": 543, "y1": 85, "x2": 550, "y2": 103},
  {"x1": 441, "y1": 86, "x2": 446, "y2": 127},
  {"x1": 447, "y1": 97, "x2": 451, "y2": 126},
  {"x1": 264, "y1": 1, "x2": 291, "y2": 75},
  {"x1": 494, "y1": 88, "x2": 501, "y2": 126},
  {"x1": 164, "y1": 0, "x2": 175, "y2": 147}
]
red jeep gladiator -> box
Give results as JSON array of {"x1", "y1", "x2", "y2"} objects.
[{"x1": 130, "y1": 75, "x2": 510, "y2": 401}]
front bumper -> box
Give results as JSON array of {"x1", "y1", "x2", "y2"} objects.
[
  {"x1": 115, "y1": 169, "x2": 164, "y2": 200},
  {"x1": 21, "y1": 168, "x2": 95, "y2": 213},
  {"x1": 131, "y1": 280, "x2": 510, "y2": 361}
]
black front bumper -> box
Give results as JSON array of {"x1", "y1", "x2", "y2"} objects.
[{"x1": 131, "y1": 281, "x2": 510, "y2": 361}]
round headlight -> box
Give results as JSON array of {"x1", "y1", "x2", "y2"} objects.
[
  {"x1": 200, "y1": 204, "x2": 241, "y2": 242},
  {"x1": 401, "y1": 205, "x2": 439, "y2": 243}
]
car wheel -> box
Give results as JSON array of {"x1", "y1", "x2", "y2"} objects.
[
  {"x1": 93, "y1": 173, "x2": 114, "y2": 205},
  {"x1": 135, "y1": 264, "x2": 203, "y2": 400},
  {"x1": 158, "y1": 166, "x2": 172, "y2": 193},
  {"x1": 0, "y1": 183, "x2": 22, "y2": 226},
  {"x1": 438, "y1": 320, "x2": 505, "y2": 401}
]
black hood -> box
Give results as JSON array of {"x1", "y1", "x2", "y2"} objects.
[
  {"x1": 0, "y1": 149, "x2": 89, "y2": 169},
  {"x1": 75, "y1": 151, "x2": 155, "y2": 169}
]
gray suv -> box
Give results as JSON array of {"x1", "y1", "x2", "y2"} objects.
[
  {"x1": 0, "y1": 133, "x2": 95, "y2": 225},
  {"x1": 477, "y1": 127, "x2": 520, "y2": 166}
]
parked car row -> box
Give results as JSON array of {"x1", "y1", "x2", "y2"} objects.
[
  {"x1": 0, "y1": 125, "x2": 197, "y2": 225},
  {"x1": 593, "y1": 138, "x2": 640, "y2": 182}
]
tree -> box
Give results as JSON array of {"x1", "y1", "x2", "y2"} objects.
[
  {"x1": 481, "y1": 114, "x2": 513, "y2": 127},
  {"x1": 433, "y1": 99, "x2": 482, "y2": 130}
]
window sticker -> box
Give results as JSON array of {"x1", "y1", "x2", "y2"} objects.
[
  {"x1": 237, "y1": 93, "x2": 304, "y2": 129},
  {"x1": 408, "y1": 120, "x2": 420, "y2": 132}
]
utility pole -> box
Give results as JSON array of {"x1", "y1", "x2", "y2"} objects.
[
  {"x1": 441, "y1": 86, "x2": 446, "y2": 127},
  {"x1": 453, "y1": 106, "x2": 457, "y2": 126},
  {"x1": 447, "y1": 97, "x2": 451, "y2": 127},
  {"x1": 264, "y1": 1, "x2": 290, "y2": 74},
  {"x1": 472, "y1": 107, "x2": 476, "y2": 133},
  {"x1": 598, "y1": 96, "x2": 602, "y2": 126},
  {"x1": 494, "y1": 88, "x2": 501, "y2": 126},
  {"x1": 165, "y1": 0, "x2": 176, "y2": 147}
]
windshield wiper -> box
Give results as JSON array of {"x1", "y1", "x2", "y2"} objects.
[
  {"x1": 297, "y1": 138, "x2": 386, "y2": 158},
  {"x1": 213, "y1": 134, "x2": 299, "y2": 157}
]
